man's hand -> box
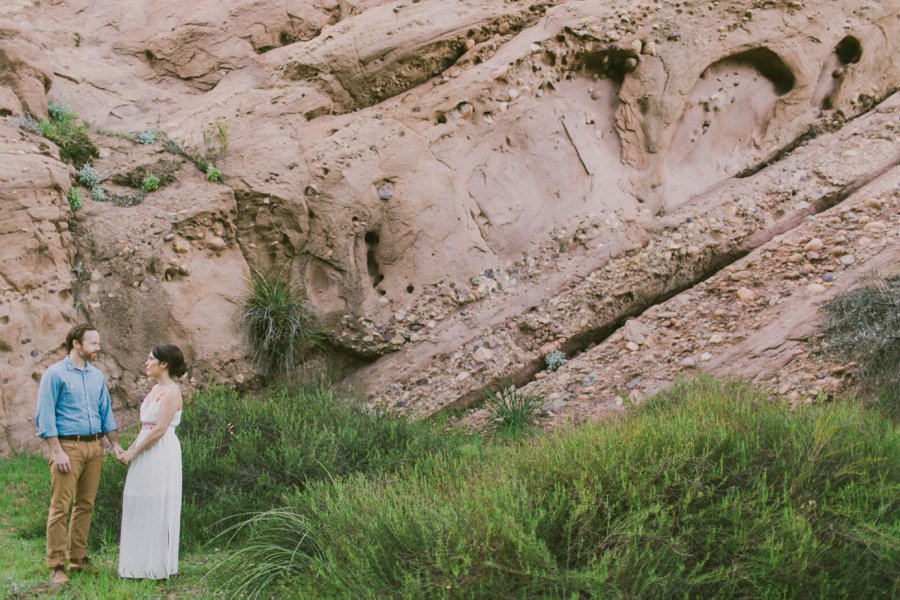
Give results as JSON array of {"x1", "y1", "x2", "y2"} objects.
[
  {"x1": 51, "y1": 448, "x2": 71, "y2": 473},
  {"x1": 112, "y1": 444, "x2": 126, "y2": 464}
]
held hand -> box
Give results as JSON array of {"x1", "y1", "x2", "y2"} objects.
[
  {"x1": 113, "y1": 445, "x2": 126, "y2": 463},
  {"x1": 121, "y1": 448, "x2": 135, "y2": 465},
  {"x1": 52, "y1": 449, "x2": 72, "y2": 473}
]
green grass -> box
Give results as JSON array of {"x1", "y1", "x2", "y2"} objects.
[
  {"x1": 216, "y1": 377, "x2": 900, "y2": 598},
  {"x1": 0, "y1": 455, "x2": 215, "y2": 598},
  {"x1": 4, "y1": 377, "x2": 897, "y2": 598},
  {"x1": 91, "y1": 385, "x2": 477, "y2": 552}
]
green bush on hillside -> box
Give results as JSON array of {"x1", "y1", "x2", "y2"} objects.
[
  {"x1": 216, "y1": 377, "x2": 899, "y2": 599},
  {"x1": 38, "y1": 101, "x2": 99, "y2": 166},
  {"x1": 92, "y1": 385, "x2": 475, "y2": 550}
]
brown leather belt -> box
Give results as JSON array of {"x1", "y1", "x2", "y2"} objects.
[{"x1": 57, "y1": 433, "x2": 104, "y2": 442}]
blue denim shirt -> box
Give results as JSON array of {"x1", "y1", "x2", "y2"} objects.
[{"x1": 35, "y1": 357, "x2": 117, "y2": 438}]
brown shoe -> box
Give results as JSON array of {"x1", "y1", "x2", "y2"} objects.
[
  {"x1": 67, "y1": 556, "x2": 93, "y2": 573},
  {"x1": 50, "y1": 567, "x2": 69, "y2": 586}
]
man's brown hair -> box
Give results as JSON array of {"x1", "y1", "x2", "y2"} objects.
[{"x1": 65, "y1": 324, "x2": 97, "y2": 352}]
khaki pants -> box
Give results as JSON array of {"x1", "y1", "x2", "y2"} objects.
[{"x1": 46, "y1": 439, "x2": 104, "y2": 569}]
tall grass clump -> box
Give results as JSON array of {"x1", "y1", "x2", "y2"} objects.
[
  {"x1": 485, "y1": 384, "x2": 541, "y2": 436},
  {"x1": 241, "y1": 270, "x2": 324, "y2": 380},
  {"x1": 92, "y1": 385, "x2": 475, "y2": 551},
  {"x1": 216, "y1": 377, "x2": 899, "y2": 599},
  {"x1": 822, "y1": 273, "x2": 900, "y2": 418}
]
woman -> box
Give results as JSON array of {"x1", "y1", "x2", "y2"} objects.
[{"x1": 118, "y1": 344, "x2": 186, "y2": 579}]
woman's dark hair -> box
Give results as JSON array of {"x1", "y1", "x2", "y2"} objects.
[
  {"x1": 152, "y1": 344, "x2": 187, "y2": 378},
  {"x1": 66, "y1": 323, "x2": 97, "y2": 352}
]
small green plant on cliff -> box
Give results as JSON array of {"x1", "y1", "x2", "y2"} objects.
[
  {"x1": 76, "y1": 164, "x2": 100, "y2": 188},
  {"x1": 38, "y1": 100, "x2": 99, "y2": 166},
  {"x1": 544, "y1": 349, "x2": 567, "y2": 372},
  {"x1": 822, "y1": 273, "x2": 900, "y2": 418},
  {"x1": 162, "y1": 118, "x2": 228, "y2": 179},
  {"x1": 485, "y1": 384, "x2": 541, "y2": 435},
  {"x1": 67, "y1": 187, "x2": 81, "y2": 211},
  {"x1": 90, "y1": 185, "x2": 107, "y2": 202},
  {"x1": 141, "y1": 173, "x2": 160, "y2": 192},
  {"x1": 240, "y1": 270, "x2": 324, "y2": 380},
  {"x1": 137, "y1": 129, "x2": 157, "y2": 145}
]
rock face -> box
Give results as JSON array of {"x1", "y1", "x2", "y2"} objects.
[{"x1": 0, "y1": 0, "x2": 898, "y2": 452}]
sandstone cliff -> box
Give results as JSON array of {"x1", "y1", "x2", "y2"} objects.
[{"x1": 0, "y1": 0, "x2": 897, "y2": 452}]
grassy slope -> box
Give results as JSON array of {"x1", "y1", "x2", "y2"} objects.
[
  {"x1": 2, "y1": 378, "x2": 897, "y2": 598},
  {"x1": 217, "y1": 378, "x2": 900, "y2": 598}
]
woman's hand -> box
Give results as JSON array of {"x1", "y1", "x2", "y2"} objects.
[{"x1": 121, "y1": 448, "x2": 135, "y2": 465}]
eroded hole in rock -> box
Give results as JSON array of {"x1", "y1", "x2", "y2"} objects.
[
  {"x1": 664, "y1": 47, "x2": 796, "y2": 206},
  {"x1": 305, "y1": 259, "x2": 345, "y2": 313},
  {"x1": 406, "y1": 285, "x2": 414, "y2": 294},
  {"x1": 579, "y1": 48, "x2": 637, "y2": 83},
  {"x1": 835, "y1": 36, "x2": 862, "y2": 65},
  {"x1": 279, "y1": 31, "x2": 297, "y2": 46},
  {"x1": 719, "y1": 48, "x2": 795, "y2": 96},
  {"x1": 814, "y1": 36, "x2": 864, "y2": 110},
  {"x1": 365, "y1": 231, "x2": 383, "y2": 289}
]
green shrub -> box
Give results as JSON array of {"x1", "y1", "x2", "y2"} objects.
[
  {"x1": 205, "y1": 164, "x2": 222, "y2": 182},
  {"x1": 47, "y1": 101, "x2": 72, "y2": 121},
  {"x1": 544, "y1": 349, "x2": 567, "y2": 371},
  {"x1": 140, "y1": 173, "x2": 160, "y2": 192},
  {"x1": 216, "y1": 377, "x2": 900, "y2": 599},
  {"x1": 90, "y1": 186, "x2": 107, "y2": 202},
  {"x1": 137, "y1": 130, "x2": 157, "y2": 144},
  {"x1": 38, "y1": 101, "x2": 99, "y2": 166},
  {"x1": 67, "y1": 187, "x2": 81, "y2": 211},
  {"x1": 485, "y1": 384, "x2": 541, "y2": 435},
  {"x1": 76, "y1": 164, "x2": 100, "y2": 188},
  {"x1": 92, "y1": 385, "x2": 474, "y2": 551},
  {"x1": 240, "y1": 270, "x2": 323, "y2": 381},
  {"x1": 822, "y1": 274, "x2": 900, "y2": 415}
]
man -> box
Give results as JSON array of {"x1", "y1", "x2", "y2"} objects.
[{"x1": 35, "y1": 324, "x2": 124, "y2": 586}]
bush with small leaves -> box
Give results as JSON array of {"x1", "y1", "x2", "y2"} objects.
[
  {"x1": 14, "y1": 114, "x2": 42, "y2": 134},
  {"x1": 39, "y1": 101, "x2": 98, "y2": 166},
  {"x1": 76, "y1": 164, "x2": 100, "y2": 188},
  {"x1": 137, "y1": 130, "x2": 157, "y2": 145},
  {"x1": 206, "y1": 164, "x2": 222, "y2": 182},
  {"x1": 544, "y1": 349, "x2": 567, "y2": 372},
  {"x1": 90, "y1": 186, "x2": 107, "y2": 202},
  {"x1": 141, "y1": 174, "x2": 160, "y2": 192},
  {"x1": 47, "y1": 101, "x2": 72, "y2": 121},
  {"x1": 67, "y1": 188, "x2": 81, "y2": 212}
]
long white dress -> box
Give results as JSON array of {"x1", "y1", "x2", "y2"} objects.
[{"x1": 118, "y1": 389, "x2": 182, "y2": 579}]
